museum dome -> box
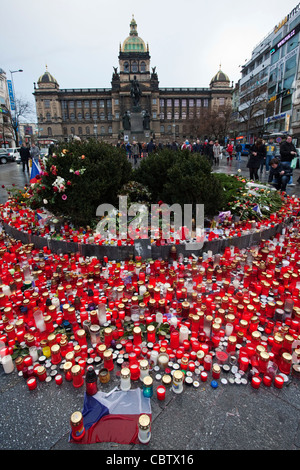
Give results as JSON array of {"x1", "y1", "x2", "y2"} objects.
[
  {"x1": 121, "y1": 16, "x2": 147, "y2": 52},
  {"x1": 37, "y1": 67, "x2": 58, "y2": 85},
  {"x1": 210, "y1": 67, "x2": 230, "y2": 85}
]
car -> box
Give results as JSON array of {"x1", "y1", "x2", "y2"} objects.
[
  {"x1": 0, "y1": 149, "x2": 14, "y2": 164},
  {"x1": 241, "y1": 144, "x2": 251, "y2": 156},
  {"x1": 6, "y1": 147, "x2": 20, "y2": 162}
]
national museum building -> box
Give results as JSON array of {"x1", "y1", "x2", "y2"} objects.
[{"x1": 33, "y1": 16, "x2": 233, "y2": 144}]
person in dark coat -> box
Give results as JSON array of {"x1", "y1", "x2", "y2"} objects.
[
  {"x1": 20, "y1": 143, "x2": 30, "y2": 172},
  {"x1": 247, "y1": 138, "x2": 266, "y2": 181},
  {"x1": 280, "y1": 135, "x2": 297, "y2": 185},
  {"x1": 268, "y1": 158, "x2": 293, "y2": 193}
]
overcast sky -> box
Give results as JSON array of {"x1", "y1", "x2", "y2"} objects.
[{"x1": 1, "y1": 0, "x2": 298, "y2": 118}]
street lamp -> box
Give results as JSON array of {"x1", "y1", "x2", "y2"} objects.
[{"x1": 9, "y1": 69, "x2": 23, "y2": 146}]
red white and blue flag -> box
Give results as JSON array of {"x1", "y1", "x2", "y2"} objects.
[
  {"x1": 30, "y1": 159, "x2": 41, "y2": 184},
  {"x1": 70, "y1": 387, "x2": 151, "y2": 445}
]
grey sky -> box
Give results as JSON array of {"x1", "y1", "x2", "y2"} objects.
[{"x1": 1, "y1": 0, "x2": 298, "y2": 116}]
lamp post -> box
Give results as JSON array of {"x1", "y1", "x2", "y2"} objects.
[{"x1": 9, "y1": 69, "x2": 23, "y2": 146}]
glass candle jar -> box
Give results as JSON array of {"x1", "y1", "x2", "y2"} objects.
[
  {"x1": 227, "y1": 335, "x2": 237, "y2": 353},
  {"x1": 2, "y1": 355, "x2": 14, "y2": 374},
  {"x1": 63, "y1": 361, "x2": 73, "y2": 381},
  {"x1": 129, "y1": 362, "x2": 140, "y2": 381},
  {"x1": 103, "y1": 350, "x2": 114, "y2": 371},
  {"x1": 147, "y1": 325, "x2": 156, "y2": 343},
  {"x1": 133, "y1": 326, "x2": 142, "y2": 346},
  {"x1": 85, "y1": 365, "x2": 98, "y2": 396},
  {"x1": 71, "y1": 364, "x2": 84, "y2": 388},
  {"x1": 172, "y1": 370, "x2": 184, "y2": 394},
  {"x1": 157, "y1": 385, "x2": 166, "y2": 400},
  {"x1": 104, "y1": 327, "x2": 113, "y2": 347},
  {"x1": 179, "y1": 325, "x2": 189, "y2": 344},
  {"x1": 89, "y1": 324, "x2": 101, "y2": 345},
  {"x1": 139, "y1": 359, "x2": 150, "y2": 381},
  {"x1": 258, "y1": 351, "x2": 270, "y2": 374},
  {"x1": 212, "y1": 364, "x2": 221, "y2": 379},
  {"x1": 27, "y1": 377, "x2": 37, "y2": 391},
  {"x1": 51, "y1": 344, "x2": 62, "y2": 365},
  {"x1": 279, "y1": 352, "x2": 292, "y2": 375},
  {"x1": 36, "y1": 365, "x2": 47, "y2": 382},
  {"x1": 143, "y1": 376, "x2": 153, "y2": 398},
  {"x1": 70, "y1": 411, "x2": 85, "y2": 441},
  {"x1": 203, "y1": 354, "x2": 212, "y2": 371},
  {"x1": 138, "y1": 414, "x2": 151, "y2": 444},
  {"x1": 120, "y1": 367, "x2": 131, "y2": 391},
  {"x1": 170, "y1": 330, "x2": 180, "y2": 350}
]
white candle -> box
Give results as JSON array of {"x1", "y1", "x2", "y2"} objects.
[{"x1": 2, "y1": 355, "x2": 14, "y2": 374}]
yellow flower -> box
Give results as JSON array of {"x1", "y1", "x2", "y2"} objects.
[{"x1": 62, "y1": 149, "x2": 68, "y2": 154}]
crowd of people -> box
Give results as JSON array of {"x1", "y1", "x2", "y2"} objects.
[
  {"x1": 246, "y1": 135, "x2": 299, "y2": 193},
  {"x1": 118, "y1": 138, "x2": 240, "y2": 167}
]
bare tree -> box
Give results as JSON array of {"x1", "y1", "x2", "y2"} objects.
[
  {"x1": 238, "y1": 85, "x2": 267, "y2": 139},
  {"x1": 2, "y1": 96, "x2": 34, "y2": 146}
]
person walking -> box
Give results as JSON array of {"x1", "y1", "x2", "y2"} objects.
[
  {"x1": 20, "y1": 143, "x2": 30, "y2": 172},
  {"x1": 30, "y1": 142, "x2": 40, "y2": 162},
  {"x1": 226, "y1": 141, "x2": 233, "y2": 164},
  {"x1": 213, "y1": 140, "x2": 221, "y2": 165},
  {"x1": 132, "y1": 141, "x2": 139, "y2": 166},
  {"x1": 280, "y1": 135, "x2": 297, "y2": 185},
  {"x1": 268, "y1": 158, "x2": 293, "y2": 194},
  {"x1": 265, "y1": 138, "x2": 276, "y2": 173},
  {"x1": 247, "y1": 138, "x2": 266, "y2": 181},
  {"x1": 235, "y1": 142, "x2": 242, "y2": 161}
]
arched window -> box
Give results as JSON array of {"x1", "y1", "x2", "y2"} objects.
[
  {"x1": 85, "y1": 112, "x2": 90, "y2": 120},
  {"x1": 71, "y1": 127, "x2": 75, "y2": 135},
  {"x1": 100, "y1": 126, "x2": 105, "y2": 134},
  {"x1": 140, "y1": 61, "x2": 146, "y2": 72},
  {"x1": 47, "y1": 127, "x2": 52, "y2": 136},
  {"x1": 124, "y1": 62, "x2": 129, "y2": 73},
  {"x1": 78, "y1": 127, "x2": 82, "y2": 135},
  {"x1": 131, "y1": 61, "x2": 138, "y2": 73},
  {"x1": 46, "y1": 112, "x2": 51, "y2": 121},
  {"x1": 86, "y1": 126, "x2": 90, "y2": 135}
]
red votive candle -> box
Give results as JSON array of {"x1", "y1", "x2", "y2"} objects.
[
  {"x1": 55, "y1": 374, "x2": 63, "y2": 385},
  {"x1": 263, "y1": 375, "x2": 272, "y2": 387},
  {"x1": 200, "y1": 371, "x2": 208, "y2": 382},
  {"x1": 27, "y1": 377, "x2": 37, "y2": 391},
  {"x1": 251, "y1": 376, "x2": 261, "y2": 389},
  {"x1": 274, "y1": 375, "x2": 284, "y2": 389},
  {"x1": 157, "y1": 385, "x2": 166, "y2": 400}
]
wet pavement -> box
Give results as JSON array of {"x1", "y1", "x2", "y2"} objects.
[{"x1": 0, "y1": 157, "x2": 300, "y2": 454}]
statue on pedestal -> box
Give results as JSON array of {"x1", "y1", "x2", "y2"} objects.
[
  {"x1": 130, "y1": 75, "x2": 141, "y2": 107},
  {"x1": 122, "y1": 111, "x2": 131, "y2": 130}
]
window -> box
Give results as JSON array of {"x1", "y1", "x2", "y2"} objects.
[
  {"x1": 85, "y1": 112, "x2": 90, "y2": 119},
  {"x1": 44, "y1": 100, "x2": 50, "y2": 108},
  {"x1": 196, "y1": 99, "x2": 201, "y2": 107},
  {"x1": 174, "y1": 111, "x2": 179, "y2": 120},
  {"x1": 78, "y1": 127, "x2": 82, "y2": 135},
  {"x1": 153, "y1": 98, "x2": 157, "y2": 105},
  {"x1": 92, "y1": 112, "x2": 97, "y2": 120},
  {"x1": 131, "y1": 61, "x2": 138, "y2": 73},
  {"x1": 160, "y1": 99, "x2": 164, "y2": 107},
  {"x1": 160, "y1": 112, "x2": 164, "y2": 120},
  {"x1": 153, "y1": 112, "x2": 157, "y2": 118},
  {"x1": 76, "y1": 101, "x2": 82, "y2": 108},
  {"x1": 84, "y1": 101, "x2": 89, "y2": 108},
  {"x1": 167, "y1": 99, "x2": 172, "y2": 107},
  {"x1": 100, "y1": 113, "x2": 105, "y2": 121},
  {"x1": 203, "y1": 99, "x2": 209, "y2": 107},
  {"x1": 167, "y1": 111, "x2": 172, "y2": 120},
  {"x1": 108, "y1": 126, "x2": 112, "y2": 134},
  {"x1": 86, "y1": 126, "x2": 90, "y2": 135},
  {"x1": 63, "y1": 127, "x2": 68, "y2": 135},
  {"x1": 160, "y1": 125, "x2": 165, "y2": 133},
  {"x1": 114, "y1": 99, "x2": 119, "y2": 105},
  {"x1": 182, "y1": 111, "x2": 187, "y2": 119},
  {"x1": 77, "y1": 113, "x2": 82, "y2": 121},
  {"x1": 174, "y1": 99, "x2": 179, "y2": 107},
  {"x1": 100, "y1": 100, "x2": 105, "y2": 108},
  {"x1": 219, "y1": 97, "x2": 225, "y2": 105},
  {"x1": 69, "y1": 101, "x2": 74, "y2": 108},
  {"x1": 47, "y1": 127, "x2": 52, "y2": 136},
  {"x1": 71, "y1": 127, "x2": 75, "y2": 134},
  {"x1": 189, "y1": 99, "x2": 194, "y2": 107},
  {"x1": 124, "y1": 62, "x2": 129, "y2": 73},
  {"x1": 46, "y1": 112, "x2": 51, "y2": 121},
  {"x1": 182, "y1": 99, "x2": 187, "y2": 107},
  {"x1": 92, "y1": 100, "x2": 97, "y2": 108},
  {"x1": 140, "y1": 61, "x2": 146, "y2": 72},
  {"x1": 100, "y1": 126, "x2": 105, "y2": 134},
  {"x1": 107, "y1": 100, "x2": 112, "y2": 108}
]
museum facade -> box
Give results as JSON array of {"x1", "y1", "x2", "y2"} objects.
[{"x1": 33, "y1": 16, "x2": 233, "y2": 145}]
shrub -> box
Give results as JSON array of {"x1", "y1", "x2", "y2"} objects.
[
  {"x1": 134, "y1": 150, "x2": 224, "y2": 217},
  {"x1": 28, "y1": 140, "x2": 132, "y2": 227}
]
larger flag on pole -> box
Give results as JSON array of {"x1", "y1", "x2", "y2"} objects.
[
  {"x1": 30, "y1": 159, "x2": 41, "y2": 184},
  {"x1": 70, "y1": 387, "x2": 151, "y2": 445}
]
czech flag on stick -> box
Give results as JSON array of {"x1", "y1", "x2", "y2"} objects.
[
  {"x1": 30, "y1": 159, "x2": 41, "y2": 184},
  {"x1": 70, "y1": 388, "x2": 151, "y2": 445}
]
